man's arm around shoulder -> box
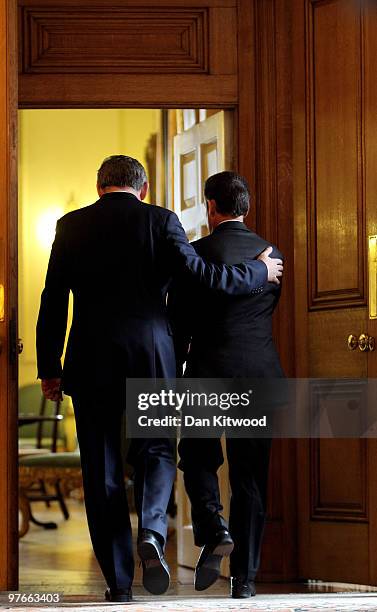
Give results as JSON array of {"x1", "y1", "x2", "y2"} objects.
[{"x1": 163, "y1": 211, "x2": 283, "y2": 294}]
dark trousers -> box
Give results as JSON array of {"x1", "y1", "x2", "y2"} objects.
[
  {"x1": 73, "y1": 390, "x2": 176, "y2": 591},
  {"x1": 178, "y1": 437, "x2": 272, "y2": 582}
]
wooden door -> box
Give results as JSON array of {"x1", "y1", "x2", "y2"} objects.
[
  {"x1": 0, "y1": 0, "x2": 18, "y2": 591},
  {"x1": 173, "y1": 111, "x2": 233, "y2": 241},
  {"x1": 174, "y1": 110, "x2": 233, "y2": 570},
  {"x1": 293, "y1": 0, "x2": 377, "y2": 584}
]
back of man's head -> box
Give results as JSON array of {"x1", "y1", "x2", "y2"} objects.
[
  {"x1": 204, "y1": 171, "x2": 250, "y2": 217},
  {"x1": 97, "y1": 155, "x2": 147, "y2": 191}
]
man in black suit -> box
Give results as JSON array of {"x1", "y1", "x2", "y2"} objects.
[
  {"x1": 169, "y1": 171, "x2": 284, "y2": 599},
  {"x1": 36, "y1": 156, "x2": 283, "y2": 602}
]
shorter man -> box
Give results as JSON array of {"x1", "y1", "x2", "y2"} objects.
[{"x1": 169, "y1": 171, "x2": 284, "y2": 599}]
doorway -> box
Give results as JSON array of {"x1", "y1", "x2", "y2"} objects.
[{"x1": 17, "y1": 106, "x2": 237, "y2": 593}]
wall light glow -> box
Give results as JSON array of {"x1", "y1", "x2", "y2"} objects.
[{"x1": 36, "y1": 208, "x2": 64, "y2": 249}]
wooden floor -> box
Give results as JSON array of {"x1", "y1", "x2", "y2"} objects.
[{"x1": 19, "y1": 499, "x2": 377, "y2": 602}]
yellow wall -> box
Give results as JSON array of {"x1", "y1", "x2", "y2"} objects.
[{"x1": 19, "y1": 109, "x2": 161, "y2": 387}]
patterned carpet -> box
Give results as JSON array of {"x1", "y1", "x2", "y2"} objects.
[{"x1": 3, "y1": 593, "x2": 377, "y2": 611}]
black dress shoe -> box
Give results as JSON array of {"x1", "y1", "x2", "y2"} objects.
[
  {"x1": 104, "y1": 588, "x2": 132, "y2": 602},
  {"x1": 231, "y1": 577, "x2": 256, "y2": 599},
  {"x1": 194, "y1": 528, "x2": 234, "y2": 591},
  {"x1": 137, "y1": 529, "x2": 170, "y2": 595}
]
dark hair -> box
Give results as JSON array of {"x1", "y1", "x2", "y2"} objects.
[
  {"x1": 204, "y1": 171, "x2": 250, "y2": 217},
  {"x1": 97, "y1": 155, "x2": 147, "y2": 190}
]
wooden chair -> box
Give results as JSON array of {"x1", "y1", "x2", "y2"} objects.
[
  {"x1": 18, "y1": 383, "x2": 67, "y2": 452},
  {"x1": 19, "y1": 450, "x2": 82, "y2": 537},
  {"x1": 18, "y1": 390, "x2": 136, "y2": 536},
  {"x1": 18, "y1": 384, "x2": 71, "y2": 525}
]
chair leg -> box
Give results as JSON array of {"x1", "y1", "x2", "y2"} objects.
[
  {"x1": 39, "y1": 479, "x2": 51, "y2": 507},
  {"x1": 28, "y1": 506, "x2": 57, "y2": 530},
  {"x1": 19, "y1": 489, "x2": 31, "y2": 538},
  {"x1": 55, "y1": 480, "x2": 70, "y2": 520}
]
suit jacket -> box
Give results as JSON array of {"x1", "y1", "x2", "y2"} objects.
[
  {"x1": 168, "y1": 220, "x2": 284, "y2": 378},
  {"x1": 36, "y1": 193, "x2": 268, "y2": 395}
]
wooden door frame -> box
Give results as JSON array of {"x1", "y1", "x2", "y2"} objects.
[
  {"x1": 0, "y1": 0, "x2": 296, "y2": 589},
  {"x1": 253, "y1": 0, "x2": 297, "y2": 580},
  {"x1": 0, "y1": 0, "x2": 19, "y2": 590}
]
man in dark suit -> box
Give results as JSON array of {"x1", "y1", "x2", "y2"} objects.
[
  {"x1": 169, "y1": 171, "x2": 284, "y2": 599},
  {"x1": 36, "y1": 156, "x2": 283, "y2": 602}
]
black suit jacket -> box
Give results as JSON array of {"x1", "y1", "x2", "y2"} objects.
[
  {"x1": 169, "y1": 221, "x2": 284, "y2": 378},
  {"x1": 36, "y1": 194, "x2": 268, "y2": 394}
]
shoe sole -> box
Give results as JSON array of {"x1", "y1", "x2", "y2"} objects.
[
  {"x1": 105, "y1": 590, "x2": 132, "y2": 603},
  {"x1": 194, "y1": 540, "x2": 234, "y2": 592},
  {"x1": 137, "y1": 540, "x2": 170, "y2": 595}
]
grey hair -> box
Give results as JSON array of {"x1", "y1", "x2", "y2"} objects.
[{"x1": 97, "y1": 155, "x2": 147, "y2": 190}]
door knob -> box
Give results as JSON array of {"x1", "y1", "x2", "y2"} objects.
[
  {"x1": 347, "y1": 333, "x2": 375, "y2": 352},
  {"x1": 358, "y1": 333, "x2": 375, "y2": 352},
  {"x1": 18, "y1": 338, "x2": 23, "y2": 354},
  {"x1": 348, "y1": 334, "x2": 359, "y2": 350}
]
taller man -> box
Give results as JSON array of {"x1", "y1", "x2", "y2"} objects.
[{"x1": 36, "y1": 156, "x2": 283, "y2": 602}]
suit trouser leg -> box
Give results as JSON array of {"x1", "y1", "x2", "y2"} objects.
[
  {"x1": 128, "y1": 437, "x2": 176, "y2": 545},
  {"x1": 226, "y1": 437, "x2": 272, "y2": 582},
  {"x1": 178, "y1": 437, "x2": 227, "y2": 546},
  {"x1": 72, "y1": 393, "x2": 134, "y2": 591}
]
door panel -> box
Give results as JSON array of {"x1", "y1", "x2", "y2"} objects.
[
  {"x1": 176, "y1": 470, "x2": 197, "y2": 569},
  {"x1": 18, "y1": 0, "x2": 239, "y2": 108},
  {"x1": 174, "y1": 110, "x2": 232, "y2": 241},
  {"x1": 175, "y1": 111, "x2": 233, "y2": 571},
  {"x1": 0, "y1": 0, "x2": 18, "y2": 590},
  {"x1": 294, "y1": 0, "x2": 377, "y2": 584},
  {"x1": 307, "y1": 0, "x2": 366, "y2": 313},
  {"x1": 309, "y1": 309, "x2": 367, "y2": 378},
  {"x1": 309, "y1": 0, "x2": 364, "y2": 308},
  {"x1": 312, "y1": 439, "x2": 367, "y2": 518}
]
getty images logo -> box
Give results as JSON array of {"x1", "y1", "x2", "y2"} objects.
[{"x1": 137, "y1": 389, "x2": 253, "y2": 412}]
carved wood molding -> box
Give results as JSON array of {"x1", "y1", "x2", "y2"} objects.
[
  {"x1": 19, "y1": 6, "x2": 209, "y2": 74},
  {"x1": 310, "y1": 438, "x2": 368, "y2": 522},
  {"x1": 18, "y1": 3, "x2": 238, "y2": 106},
  {"x1": 305, "y1": 0, "x2": 366, "y2": 311}
]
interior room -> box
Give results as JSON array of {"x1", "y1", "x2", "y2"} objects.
[{"x1": 17, "y1": 107, "x2": 233, "y2": 598}]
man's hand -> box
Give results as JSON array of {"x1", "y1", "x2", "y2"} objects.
[
  {"x1": 258, "y1": 247, "x2": 283, "y2": 285},
  {"x1": 41, "y1": 378, "x2": 63, "y2": 402}
]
